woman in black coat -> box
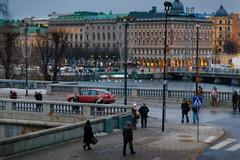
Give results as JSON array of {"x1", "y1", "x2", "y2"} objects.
[{"x1": 83, "y1": 120, "x2": 94, "y2": 151}]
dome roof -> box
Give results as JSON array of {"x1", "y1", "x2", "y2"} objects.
[
  {"x1": 215, "y1": 6, "x2": 228, "y2": 17},
  {"x1": 170, "y1": 0, "x2": 184, "y2": 14}
]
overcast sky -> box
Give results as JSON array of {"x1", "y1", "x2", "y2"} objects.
[{"x1": 8, "y1": 0, "x2": 240, "y2": 19}]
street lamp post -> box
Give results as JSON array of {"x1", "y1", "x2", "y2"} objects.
[
  {"x1": 121, "y1": 17, "x2": 135, "y2": 105},
  {"x1": 21, "y1": 18, "x2": 32, "y2": 96},
  {"x1": 123, "y1": 20, "x2": 128, "y2": 105},
  {"x1": 162, "y1": 1, "x2": 172, "y2": 132},
  {"x1": 195, "y1": 24, "x2": 200, "y2": 95}
]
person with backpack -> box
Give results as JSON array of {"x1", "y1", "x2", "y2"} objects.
[{"x1": 138, "y1": 103, "x2": 149, "y2": 128}]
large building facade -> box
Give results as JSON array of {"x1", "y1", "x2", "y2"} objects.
[
  {"x1": 209, "y1": 6, "x2": 232, "y2": 54},
  {"x1": 48, "y1": 0, "x2": 214, "y2": 70},
  {"x1": 127, "y1": 2, "x2": 213, "y2": 70}
]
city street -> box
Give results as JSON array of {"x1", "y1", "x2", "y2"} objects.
[{"x1": 197, "y1": 114, "x2": 240, "y2": 160}]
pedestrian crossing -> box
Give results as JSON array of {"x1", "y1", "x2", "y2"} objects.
[{"x1": 209, "y1": 138, "x2": 240, "y2": 152}]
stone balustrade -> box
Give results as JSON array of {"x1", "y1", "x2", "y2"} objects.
[
  {"x1": 0, "y1": 98, "x2": 132, "y2": 123},
  {"x1": 47, "y1": 84, "x2": 232, "y2": 102},
  {"x1": 0, "y1": 112, "x2": 132, "y2": 158}
]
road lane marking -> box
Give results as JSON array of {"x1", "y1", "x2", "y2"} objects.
[
  {"x1": 210, "y1": 139, "x2": 236, "y2": 150},
  {"x1": 226, "y1": 144, "x2": 240, "y2": 151},
  {"x1": 204, "y1": 136, "x2": 216, "y2": 144}
]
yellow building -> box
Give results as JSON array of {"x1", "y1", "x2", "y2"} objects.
[{"x1": 209, "y1": 5, "x2": 232, "y2": 63}]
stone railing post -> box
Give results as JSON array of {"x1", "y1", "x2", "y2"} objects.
[
  {"x1": 42, "y1": 103, "x2": 51, "y2": 114},
  {"x1": 83, "y1": 106, "x2": 91, "y2": 118},
  {"x1": 132, "y1": 89, "x2": 138, "y2": 97},
  {"x1": 73, "y1": 86, "x2": 79, "y2": 93},
  {"x1": 5, "y1": 101, "x2": 13, "y2": 112},
  {"x1": 46, "y1": 85, "x2": 52, "y2": 94}
]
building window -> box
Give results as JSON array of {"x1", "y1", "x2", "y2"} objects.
[
  {"x1": 102, "y1": 33, "x2": 105, "y2": 40},
  {"x1": 113, "y1": 33, "x2": 116, "y2": 40}
]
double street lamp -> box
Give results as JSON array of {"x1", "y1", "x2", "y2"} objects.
[
  {"x1": 21, "y1": 18, "x2": 32, "y2": 96},
  {"x1": 121, "y1": 16, "x2": 135, "y2": 105},
  {"x1": 162, "y1": 1, "x2": 172, "y2": 132}
]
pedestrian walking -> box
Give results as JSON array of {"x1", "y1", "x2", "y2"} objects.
[
  {"x1": 192, "y1": 107, "x2": 199, "y2": 124},
  {"x1": 83, "y1": 120, "x2": 97, "y2": 151},
  {"x1": 138, "y1": 103, "x2": 149, "y2": 128},
  {"x1": 131, "y1": 103, "x2": 139, "y2": 130},
  {"x1": 35, "y1": 91, "x2": 42, "y2": 111},
  {"x1": 238, "y1": 91, "x2": 240, "y2": 112},
  {"x1": 123, "y1": 121, "x2": 136, "y2": 156},
  {"x1": 181, "y1": 99, "x2": 190, "y2": 123},
  {"x1": 197, "y1": 86, "x2": 203, "y2": 96},
  {"x1": 232, "y1": 91, "x2": 238, "y2": 112},
  {"x1": 211, "y1": 86, "x2": 219, "y2": 106},
  {"x1": 72, "y1": 93, "x2": 79, "y2": 112}
]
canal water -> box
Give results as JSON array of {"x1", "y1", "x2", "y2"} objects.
[{"x1": 77, "y1": 79, "x2": 240, "y2": 92}]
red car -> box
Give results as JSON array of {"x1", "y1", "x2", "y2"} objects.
[{"x1": 67, "y1": 89, "x2": 116, "y2": 104}]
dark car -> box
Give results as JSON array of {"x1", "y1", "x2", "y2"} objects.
[{"x1": 67, "y1": 89, "x2": 116, "y2": 104}]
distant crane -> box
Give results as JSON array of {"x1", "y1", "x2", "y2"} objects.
[{"x1": 0, "y1": 0, "x2": 9, "y2": 19}]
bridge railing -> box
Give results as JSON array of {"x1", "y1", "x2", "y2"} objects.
[
  {"x1": 0, "y1": 102, "x2": 132, "y2": 159},
  {"x1": 0, "y1": 98, "x2": 132, "y2": 123},
  {"x1": 47, "y1": 84, "x2": 232, "y2": 102},
  {"x1": 0, "y1": 79, "x2": 52, "y2": 89}
]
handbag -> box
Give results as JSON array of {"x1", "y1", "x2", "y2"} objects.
[{"x1": 91, "y1": 137, "x2": 98, "y2": 145}]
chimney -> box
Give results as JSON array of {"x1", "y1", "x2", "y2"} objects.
[
  {"x1": 191, "y1": 7, "x2": 194, "y2": 14},
  {"x1": 152, "y1": 6, "x2": 157, "y2": 13}
]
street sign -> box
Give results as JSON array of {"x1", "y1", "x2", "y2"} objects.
[{"x1": 192, "y1": 96, "x2": 203, "y2": 108}]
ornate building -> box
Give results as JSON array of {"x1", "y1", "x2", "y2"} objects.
[
  {"x1": 209, "y1": 5, "x2": 232, "y2": 54},
  {"x1": 48, "y1": 0, "x2": 213, "y2": 69},
  {"x1": 49, "y1": 11, "x2": 126, "y2": 51},
  {"x1": 128, "y1": 0, "x2": 213, "y2": 70},
  {"x1": 231, "y1": 13, "x2": 240, "y2": 49}
]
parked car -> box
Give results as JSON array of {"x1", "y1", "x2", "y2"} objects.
[{"x1": 67, "y1": 89, "x2": 116, "y2": 104}]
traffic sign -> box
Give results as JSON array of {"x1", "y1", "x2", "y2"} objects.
[{"x1": 192, "y1": 96, "x2": 203, "y2": 108}]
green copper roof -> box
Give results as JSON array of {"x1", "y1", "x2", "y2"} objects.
[
  {"x1": 0, "y1": 19, "x2": 21, "y2": 26},
  {"x1": 57, "y1": 11, "x2": 128, "y2": 21}
]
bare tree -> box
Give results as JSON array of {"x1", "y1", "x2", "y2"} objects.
[
  {"x1": 35, "y1": 34, "x2": 52, "y2": 81},
  {"x1": 0, "y1": 23, "x2": 19, "y2": 79},
  {"x1": 36, "y1": 30, "x2": 68, "y2": 81}
]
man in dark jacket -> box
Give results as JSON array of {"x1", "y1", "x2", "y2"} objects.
[
  {"x1": 181, "y1": 99, "x2": 190, "y2": 123},
  {"x1": 232, "y1": 91, "x2": 238, "y2": 112},
  {"x1": 35, "y1": 91, "x2": 43, "y2": 111},
  {"x1": 238, "y1": 91, "x2": 240, "y2": 112},
  {"x1": 123, "y1": 121, "x2": 136, "y2": 156},
  {"x1": 138, "y1": 103, "x2": 149, "y2": 128}
]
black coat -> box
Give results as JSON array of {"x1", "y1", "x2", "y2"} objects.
[
  {"x1": 181, "y1": 101, "x2": 190, "y2": 114},
  {"x1": 35, "y1": 93, "x2": 42, "y2": 101},
  {"x1": 123, "y1": 126, "x2": 133, "y2": 142},
  {"x1": 84, "y1": 123, "x2": 94, "y2": 144},
  {"x1": 138, "y1": 105, "x2": 149, "y2": 117},
  {"x1": 232, "y1": 92, "x2": 238, "y2": 104}
]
